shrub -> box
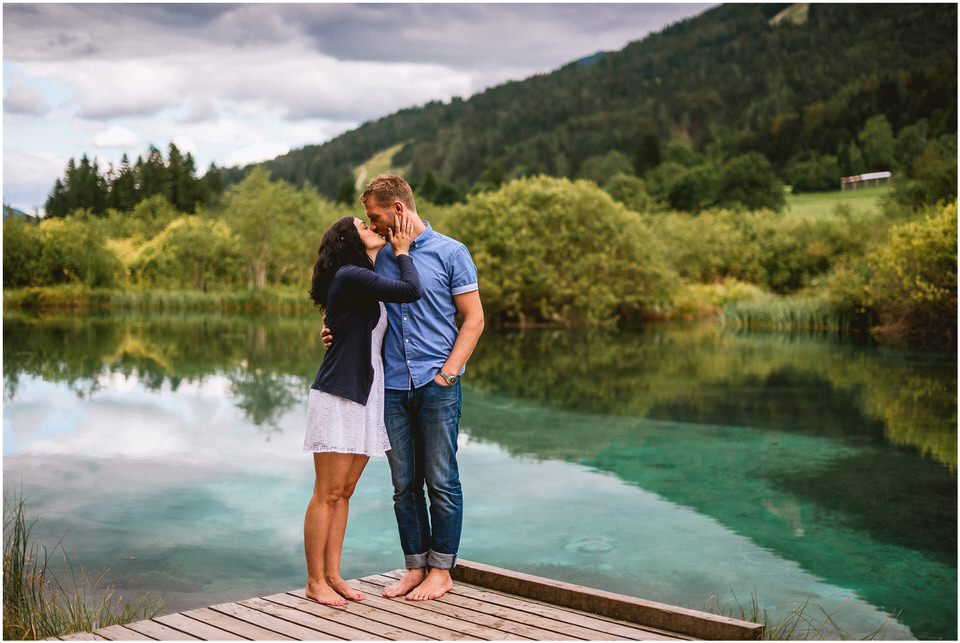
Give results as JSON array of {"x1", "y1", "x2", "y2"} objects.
[
  {"x1": 35, "y1": 215, "x2": 122, "y2": 287},
  {"x1": 133, "y1": 216, "x2": 242, "y2": 290},
  {"x1": 3, "y1": 216, "x2": 43, "y2": 287},
  {"x1": 603, "y1": 173, "x2": 663, "y2": 213},
  {"x1": 717, "y1": 153, "x2": 786, "y2": 212},
  {"x1": 446, "y1": 176, "x2": 679, "y2": 325},
  {"x1": 867, "y1": 201, "x2": 957, "y2": 343}
]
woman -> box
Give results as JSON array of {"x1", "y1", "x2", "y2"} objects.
[{"x1": 303, "y1": 213, "x2": 420, "y2": 606}]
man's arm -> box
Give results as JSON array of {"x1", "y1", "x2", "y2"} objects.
[{"x1": 434, "y1": 290, "x2": 484, "y2": 386}]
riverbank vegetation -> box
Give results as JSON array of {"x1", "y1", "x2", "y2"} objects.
[
  {"x1": 3, "y1": 494, "x2": 162, "y2": 640},
  {"x1": 4, "y1": 167, "x2": 955, "y2": 346},
  {"x1": 704, "y1": 590, "x2": 892, "y2": 640}
]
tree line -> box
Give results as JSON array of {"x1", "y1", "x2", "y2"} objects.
[
  {"x1": 203, "y1": 3, "x2": 956, "y2": 206},
  {"x1": 8, "y1": 166, "x2": 955, "y2": 345},
  {"x1": 44, "y1": 143, "x2": 225, "y2": 218}
]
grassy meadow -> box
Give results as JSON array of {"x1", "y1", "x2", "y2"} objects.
[{"x1": 783, "y1": 185, "x2": 893, "y2": 220}]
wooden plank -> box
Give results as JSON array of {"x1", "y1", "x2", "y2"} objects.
[
  {"x1": 372, "y1": 582, "x2": 648, "y2": 641},
  {"x1": 91, "y1": 625, "x2": 154, "y2": 640},
  {"x1": 382, "y1": 582, "x2": 688, "y2": 641},
  {"x1": 239, "y1": 596, "x2": 384, "y2": 640},
  {"x1": 381, "y1": 571, "x2": 684, "y2": 641},
  {"x1": 183, "y1": 607, "x2": 296, "y2": 640},
  {"x1": 360, "y1": 574, "x2": 579, "y2": 640},
  {"x1": 59, "y1": 633, "x2": 107, "y2": 641},
  {"x1": 264, "y1": 591, "x2": 429, "y2": 640},
  {"x1": 123, "y1": 619, "x2": 200, "y2": 641},
  {"x1": 453, "y1": 560, "x2": 762, "y2": 640},
  {"x1": 154, "y1": 612, "x2": 247, "y2": 640},
  {"x1": 347, "y1": 579, "x2": 528, "y2": 641},
  {"x1": 209, "y1": 601, "x2": 342, "y2": 640},
  {"x1": 292, "y1": 585, "x2": 481, "y2": 641}
]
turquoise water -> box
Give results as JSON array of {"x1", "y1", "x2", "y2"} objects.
[{"x1": 3, "y1": 312, "x2": 956, "y2": 639}]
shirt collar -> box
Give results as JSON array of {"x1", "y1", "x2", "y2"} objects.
[{"x1": 411, "y1": 221, "x2": 434, "y2": 249}]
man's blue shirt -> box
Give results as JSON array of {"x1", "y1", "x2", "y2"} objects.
[{"x1": 375, "y1": 222, "x2": 478, "y2": 390}]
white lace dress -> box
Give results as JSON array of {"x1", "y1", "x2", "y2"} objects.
[{"x1": 303, "y1": 302, "x2": 391, "y2": 458}]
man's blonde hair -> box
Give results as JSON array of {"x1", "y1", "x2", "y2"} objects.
[{"x1": 360, "y1": 174, "x2": 416, "y2": 211}]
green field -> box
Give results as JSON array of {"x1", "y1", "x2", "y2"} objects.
[
  {"x1": 784, "y1": 185, "x2": 892, "y2": 220},
  {"x1": 353, "y1": 143, "x2": 407, "y2": 190}
]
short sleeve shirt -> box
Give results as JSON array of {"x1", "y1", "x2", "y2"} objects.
[{"x1": 374, "y1": 222, "x2": 479, "y2": 390}]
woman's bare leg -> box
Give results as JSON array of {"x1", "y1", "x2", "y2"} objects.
[
  {"x1": 304, "y1": 452, "x2": 355, "y2": 606},
  {"x1": 324, "y1": 454, "x2": 369, "y2": 601}
]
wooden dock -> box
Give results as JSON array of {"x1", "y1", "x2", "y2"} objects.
[{"x1": 51, "y1": 560, "x2": 763, "y2": 641}]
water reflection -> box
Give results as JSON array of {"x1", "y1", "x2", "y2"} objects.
[{"x1": 3, "y1": 311, "x2": 956, "y2": 639}]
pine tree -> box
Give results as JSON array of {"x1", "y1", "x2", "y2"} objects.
[
  {"x1": 112, "y1": 153, "x2": 139, "y2": 211},
  {"x1": 178, "y1": 152, "x2": 198, "y2": 213},
  {"x1": 140, "y1": 145, "x2": 168, "y2": 198},
  {"x1": 165, "y1": 143, "x2": 183, "y2": 207},
  {"x1": 44, "y1": 178, "x2": 67, "y2": 218}
]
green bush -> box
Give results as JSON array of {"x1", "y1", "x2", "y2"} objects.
[
  {"x1": 786, "y1": 154, "x2": 841, "y2": 193},
  {"x1": 577, "y1": 151, "x2": 635, "y2": 186},
  {"x1": 717, "y1": 153, "x2": 786, "y2": 212},
  {"x1": 867, "y1": 201, "x2": 957, "y2": 343},
  {"x1": 133, "y1": 216, "x2": 242, "y2": 290},
  {"x1": 446, "y1": 176, "x2": 679, "y2": 325},
  {"x1": 603, "y1": 173, "x2": 663, "y2": 213},
  {"x1": 649, "y1": 205, "x2": 879, "y2": 294},
  {"x1": 894, "y1": 135, "x2": 958, "y2": 207},
  {"x1": 3, "y1": 216, "x2": 43, "y2": 287},
  {"x1": 33, "y1": 215, "x2": 122, "y2": 287}
]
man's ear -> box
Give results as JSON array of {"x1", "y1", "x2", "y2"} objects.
[{"x1": 393, "y1": 201, "x2": 404, "y2": 216}]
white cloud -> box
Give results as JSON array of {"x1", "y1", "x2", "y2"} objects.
[
  {"x1": 225, "y1": 142, "x2": 290, "y2": 168},
  {"x1": 171, "y1": 135, "x2": 198, "y2": 157},
  {"x1": 2, "y1": 148, "x2": 65, "y2": 211},
  {"x1": 91, "y1": 124, "x2": 142, "y2": 149},
  {"x1": 2, "y1": 2, "x2": 713, "y2": 200},
  {"x1": 4, "y1": 76, "x2": 49, "y2": 115}
]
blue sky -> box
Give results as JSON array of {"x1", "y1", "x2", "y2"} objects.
[{"x1": 3, "y1": 3, "x2": 712, "y2": 214}]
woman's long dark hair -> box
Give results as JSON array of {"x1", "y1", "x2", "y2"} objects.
[{"x1": 309, "y1": 217, "x2": 373, "y2": 308}]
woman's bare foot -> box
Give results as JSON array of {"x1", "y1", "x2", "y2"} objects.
[
  {"x1": 382, "y1": 568, "x2": 427, "y2": 598},
  {"x1": 326, "y1": 575, "x2": 365, "y2": 601},
  {"x1": 306, "y1": 580, "x2": 348, "y2": 606},
  {"x1": 405, "y1": 568, "x2": 453, "y2": 601}
]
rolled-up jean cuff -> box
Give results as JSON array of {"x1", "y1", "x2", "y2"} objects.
[
  {"x1": 404, "y1": 553, "x2": 428, "y2": 569},
  {"x1": 427, "y1": 550, "x2": 457, "y2": 570}
]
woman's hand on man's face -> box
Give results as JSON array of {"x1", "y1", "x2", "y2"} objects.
[{"x1": 385, "y1": 213, "x2": 414, "y2": 255}]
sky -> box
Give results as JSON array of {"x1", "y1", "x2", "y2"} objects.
[{"x1": 3, "y1": 2, "x2": 713, "y2": 214}]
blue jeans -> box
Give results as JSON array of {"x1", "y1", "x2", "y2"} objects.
[{"x1": 384, "y1": 380, "x2": 463, "y2": 570}]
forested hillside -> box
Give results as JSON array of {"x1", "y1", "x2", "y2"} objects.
[{"x1": 226, "y1": 3, "x2": 955, "y2": 200}]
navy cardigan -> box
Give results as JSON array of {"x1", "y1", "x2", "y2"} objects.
[{"x1": 311, "y1": 254, "x2": 421, "y2": 405}]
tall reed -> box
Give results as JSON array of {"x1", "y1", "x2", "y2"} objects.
[
  {"x1": 3, "y1": 285, "x2": 314, "y2": 314},
  {"x1": 3, "y1": 494, "x2": 162, "y2": 640},
  {"x1": 722, "y1": 295, "x2": 853, "y2": 334}
]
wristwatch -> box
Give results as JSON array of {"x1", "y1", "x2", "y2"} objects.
[{"x1": 437, "y1": 370, "x2": 459, "y2": 386}]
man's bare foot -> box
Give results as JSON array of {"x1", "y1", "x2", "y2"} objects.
[
  {"x1": 306, "y1": 580, "x2": 348, "y2": 606},
  {"x1": 326, "y1": 575, "x2": 365, "y2": 601},
  {"x1": 382, "y1": 568, "x2": 426, "y2": 598},
  {"x1": 405, "y1": 568, "x2": 453, "y2": 601}
]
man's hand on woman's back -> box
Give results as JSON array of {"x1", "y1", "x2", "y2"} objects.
[{"x1": 322, "y1": 315, "x2": 333, "y2": 349}]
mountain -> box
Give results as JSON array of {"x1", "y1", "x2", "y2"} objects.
[
  {"x1": 223, "y1": 3, "x2": 957, "y2": 199},
  {"x1": 3, "y1": 205, "x2": 35, "y2": 219}
]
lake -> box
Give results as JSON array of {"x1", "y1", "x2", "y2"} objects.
[{"x1": 2, "y1": 311, "x2": 956, "y2": 640}]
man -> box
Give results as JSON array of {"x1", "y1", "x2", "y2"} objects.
[{"x1": 324, "y1": 174, "x2": 484, "y2": 601}]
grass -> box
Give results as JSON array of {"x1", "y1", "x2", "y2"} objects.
[
  {"x1": 3, "y1": 493, "x2": 162, "y2": 640},
  {"x1": 783, "y1": 185, "x2": 892, "y2": 221},
  {"x1": 705, "y1": 590, "x2": 895, "y2": 640},
  {"x1": 3, "y1": 285, "x2": 316, "y2": 314},
  {"x1": 721, "y1": 293, "x2": 856, "y2": 334},
  {"x1": 353, "y1": 142, "x2": 408, "y2": 189}
]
